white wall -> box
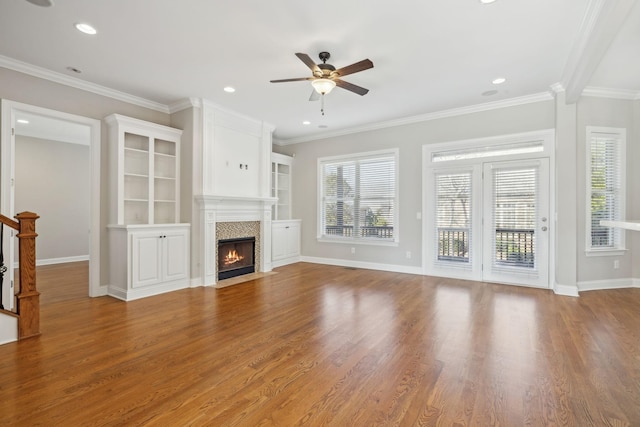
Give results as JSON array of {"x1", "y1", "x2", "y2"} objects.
[{"x1": 15, "y1": 136, "x2": 90, "y2": 262}]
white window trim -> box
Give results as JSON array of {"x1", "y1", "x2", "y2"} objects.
[
  {"x1": 422, "y1": 129, "x2": 555, "y2": 284},
  {"x1": 317, "y1": 148, "x2": 400, "y2": 245},
  {"x1": 585, "y1": 126, "x2": 626, "y2": 256}
]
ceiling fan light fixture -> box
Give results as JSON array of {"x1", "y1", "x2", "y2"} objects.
[{"x1": 311, "y1": 78, "x2": 336, "y2": 95}]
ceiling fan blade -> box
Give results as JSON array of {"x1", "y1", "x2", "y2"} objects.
[
  {"x1": 309, "y1": 90, "x2": 320, "y2": 101},
  {"x1": 295, "y1": 53, "x2": 321, "y2": 75},
  {"x1": 270, "y1": 77, "x2": 314, "y2": 83},
  {"x1": 334, "y1": 59, "x2": 373, "y2": 77},
  {"x1": 335, "y1": 79, "x2": 369, "y2": 96}
]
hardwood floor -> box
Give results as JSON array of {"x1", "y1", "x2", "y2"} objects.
[{"x1": 1, "y1": 262, "x2": 639, "y2": 426}]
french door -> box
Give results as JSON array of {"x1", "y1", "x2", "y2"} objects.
[
  {"x1": 482, "y1": 159, "x2": 549, "y2": 288},
  {"x1": 428, "y1": 158, "x2": 550, "y2": 288}
]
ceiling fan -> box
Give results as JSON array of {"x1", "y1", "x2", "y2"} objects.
[{"x1": 270, "y1": 52, "x2": 374, "y2": 107}]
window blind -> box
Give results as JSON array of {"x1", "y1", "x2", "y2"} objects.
[
  {"x1": 491, "y1": 167, "x2": 537, "y2": 270},
  {"x1": 435, "y1": 172, "x2": 471, "y2": 264},
  {"x1": 589, "y1": 133, "x2": 622, "y2": 248},
  {"x1": 320, "y1": 152, "x2": 396, "y2": 241}
]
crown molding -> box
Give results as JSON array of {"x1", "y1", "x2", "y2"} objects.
[
  {"x1": 0, "y1": 55, "x2": 170, "y2": 113},
  {"x1": 274, "y1": 92, "x2": 554, "y2": 146},
  {"x1": 582, "y1": 86, "x2": 640, "y2": 100},
  {"x1": 550, "y1": 82, "x2": 565, "y2": 93},
  {"x1": 168, "y1": 97, "x2": 200, "y2": 113},
  {"x1": 560, "y1": 0, "x2": 637, "y2": 103}
]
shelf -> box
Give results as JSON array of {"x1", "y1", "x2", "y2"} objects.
[
  {"x1": 125, "y1": 198, "x2": 149, "y2": 203},
  {"x1": 154, "y1": 152, "x2": 176, "y2": 159},
  {"x1": 600, "y1": 220, "x2": 640, "y2": 231},
  {"x1": 124, "y1": 147, "x2": 149, "y2": 155},
  {"x1": 125, "y1": 173, "x2": 149, "y2": 178}
]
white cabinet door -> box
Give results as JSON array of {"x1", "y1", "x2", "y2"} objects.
[
  {"x1": 272, "y1": 223, "x2": 288, "y2": 260},
  {"x1": 163, "y1": 230, "x2": 189, "y2": 282},
  {"x1": 132, "y1": 232, "x2": 162, "y2": 288},
  {"x1": 285, "y1": 222, "x2": 301, "y2": 258},
  {"x1": 272, "y1": 220, "x2": 301, "y2": 263}
]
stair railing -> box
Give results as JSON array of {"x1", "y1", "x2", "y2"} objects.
[{"x1": 0, "y1": 211, "x2": 40, "y2": 339}]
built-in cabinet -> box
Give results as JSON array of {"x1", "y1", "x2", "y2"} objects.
[
  {"x1": 271, "y1": 153, "x2": 301, "y2": 267},
  {"x1": 271, "y1": 153, "x2": 292, "y2": 221},
  {"x1": 106, "y1": 114, "x2": 190, "y2": 301},
  {"x1": 108, "y1": 224, "x2": 190, "y2": 301},
  {"x1": 272, "y1": 220, "x2": 301, "y2": 267},
  {"x1": 105, "y1": 114, "x2": 182, "y2": 225}
]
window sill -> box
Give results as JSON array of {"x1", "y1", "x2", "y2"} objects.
[
  {"x1": 317, "y1": 237, "x2": 399, "y2": 247},
  {"x1": 585, "y1": 248, "x2": 628, "y2": 257}
]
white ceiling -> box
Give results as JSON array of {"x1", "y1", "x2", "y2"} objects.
[{"x1": 1, "y1": 0, "x2": 639, "y2": 144}]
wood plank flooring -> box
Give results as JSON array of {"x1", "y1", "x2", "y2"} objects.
[{"x1": 1, "y1": 261, "x2": 639, "y2": 426}]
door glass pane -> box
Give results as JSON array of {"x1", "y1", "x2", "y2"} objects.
[
  {"x1": 492, "y1": 167, "x2": 537, "y2": 270},
  {"x1": 435, "y1": 172, "x2": 471, "y2": 263}
]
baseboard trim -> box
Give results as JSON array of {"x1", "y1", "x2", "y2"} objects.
[
  {"x1": 15, "y1": 255, "x2": 90, "y2": 268},
  {"x1": 553, "y1": 283, "x2": 580, "y2": 297},
  {"x1": 300, "y1": 256, "x2": 423, "y2": 275},
  {"x1": 578, "y1": 278, "x2": 639, "y2": 292}
]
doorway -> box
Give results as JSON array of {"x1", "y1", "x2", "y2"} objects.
[
  {"x1": 423, "y1": 130, "x2": 554, "y2": 289},
  {"x1": 1, "y1": 100, "x2": 101, "y2": 304}
]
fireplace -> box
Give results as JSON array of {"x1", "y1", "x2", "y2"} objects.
[{"x1": 218, "y1": 237, "x2": 256, "y2": 280}]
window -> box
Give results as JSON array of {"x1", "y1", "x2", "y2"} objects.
[
  {"x1": 319, "y1": 149, "x2": 398, "y2": 243},
  {"x1": 435, "y1": 171, "x2": 472, "y2": 264},
  {"x1": 586, "y1": 127, "x2": 626, "y2": 253}
]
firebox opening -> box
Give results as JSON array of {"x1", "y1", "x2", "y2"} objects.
[{"x1": 218, "y1": 237, "x2": 256, "y2": 280}]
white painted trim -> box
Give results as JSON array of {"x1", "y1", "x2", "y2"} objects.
[
  {"x1": 300, "y1": 256, "x2": 423, "y2": 276},
  {"x1": 0, "y1": 55, "x2": 169, "y2": 113},
  {"x1": 272, "y1": 256, "x2": 301, "y2": 269},
  {"x1": 582, "y1": 87, "x2": 640, "y2": 100},
  {"x1": 584, "y1": 126, "x2": 626, "y2": 253},
  {"x1": 554, "y1": 283, "x2": 580, "y2": 297},
  {"x1": 107, "y1": 280, "x2": 189, "y2": 301},
  {"x1": 1, "y1": 101, "x2": 101, "y2": 301},
  {"x1": 275, "y1": 92, "x2": 553, "y2": 146},
  {"x1": 560, "y1": 0, "x2": 637, "y2": 103},
  {"x1": 36, "y1": 255, "x2": 89, "y2": 266},
  {"x1": 578, "y1": 278, "x2": 638, "y2": 292}
]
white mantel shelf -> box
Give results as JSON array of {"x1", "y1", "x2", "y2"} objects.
[
  {"x1": 195, "y1": 195, "x2": 277, "y2": 205},
  {"x1": 601, "y1": 220, "x2": 640, "y2": 231}
]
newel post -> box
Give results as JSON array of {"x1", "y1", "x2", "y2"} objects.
[{"x1": 15, "y1": 211, "x2": 40, "y2": 339}]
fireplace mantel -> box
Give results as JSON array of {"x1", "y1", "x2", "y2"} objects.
[{"x1": 196, "y1": 194, "x2": 277, "y2": 287}]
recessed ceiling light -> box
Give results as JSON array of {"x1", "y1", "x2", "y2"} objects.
[
  {"x1": 75, "y1": 23, "x2": 97, "y2": 35},
  {"x1": 482, "y1": 90, "x2": 498, "y2": 96},
  {"x1": 480, "y1": 0, "x2": 496, "y2": 3},
  {"x1": 492, "y1": 77, "x2": 506, "y2": 85},
  {"x1": 66, "y1": 66, "x2": 82, "y2": 74},
  {"x1": 302, "y1": 121, "x2": 311, "y2": 125},
  {"x1": 25, "y1": 0, "x2": 53, "y2": 6},
  {"x1": 318, "y1": 125, "x2": 328, "y2": 129},
  {"x1": 17, "y1": 119, "x2": 29, "y2": 124},
  {"x1": 223, "y1": 86, "x2": 236, "y2": 93}
]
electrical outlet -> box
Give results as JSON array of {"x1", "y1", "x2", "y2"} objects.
[
  {"x1": 406, "y1": 251, "x2": 411, "y2": 259},
  {"x1": 351, "y1": 247, "x2": 355, "y2": 254},
  {"x1": 614, "y1": 260, "x2": 620, "y2": 269}
]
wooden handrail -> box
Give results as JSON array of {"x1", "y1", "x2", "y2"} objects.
[
  {"x1": 0, "y1": 213, "x2": 19, "y2": 231},
  {"x1": 0, "y1": 211, "x2": 40, "y2": 339}
]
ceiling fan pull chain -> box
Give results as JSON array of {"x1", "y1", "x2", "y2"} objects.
[{"x1": 321, "y1": 94, "x2": 325, "y2": 116}]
